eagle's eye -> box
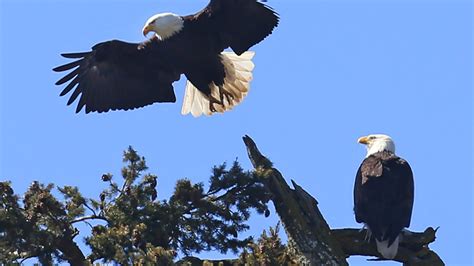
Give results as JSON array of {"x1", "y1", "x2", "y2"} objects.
[{"x1": 369, "y1": 136, "x2": 376, "y2": 140}]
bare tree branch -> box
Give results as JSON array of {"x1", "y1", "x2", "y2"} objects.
[
  {"x1": 71, "y1": 215, "x2": 109, "y2": 225},
  {"x1": 83, "y1": 201, "x2": 97, "y2": 216},
  {"x1": 332, "y1": 228, "x2": 444, "y2": 266},
  {"x1": 53, "y1": 226, "x2": 87, "y2": 266},
  {"x1": 243, "y1": 135, "x2": 348, "y2": 265}
]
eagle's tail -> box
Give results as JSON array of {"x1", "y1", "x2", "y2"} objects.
[
  {"x1": 181, "y1": 51, "x2": 255, "y2": 117},
  {"x1": 375, "y1": 235, "x2": 400, "y2": 259}
]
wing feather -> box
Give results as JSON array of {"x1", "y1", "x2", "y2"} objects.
[
  {"x1": 60, "y1": 75, "x2": 80, "y2": 96},
  {"x1": 191, "y1": 0, "x2": 279, "y2": 54},
  {"x1": 55, "y1": 67, "x2": 80, "y2": 85},
  {"x1": 53, "y1": 59, "x2": 83, "y2": 72},
  {"x1": 54, "y1": 40, "x2": 180, "y2": 113},
  {"x1": 61, "y1": 52, "x2": 90, "y2": 58}
]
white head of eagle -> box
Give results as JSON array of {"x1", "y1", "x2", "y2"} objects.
[
  {"x1": 142, "y1": 13, "x2": 184, "y2": 40},
  {"x1": 358, "y1": 134, "x2": 396, "y2": 157}
]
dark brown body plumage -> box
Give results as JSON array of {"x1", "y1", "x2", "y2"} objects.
[{"x1": 354, "y1": 151, "x2": 414, "y2": 247}]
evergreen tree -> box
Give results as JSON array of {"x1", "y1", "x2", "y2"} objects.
[{"x1": 0, "y1": 147, "x2": 273, "y2": 264}]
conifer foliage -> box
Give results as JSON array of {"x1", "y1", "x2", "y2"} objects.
[{"x1": 0, "y1": 147, "x2": 273, "y2": 264}]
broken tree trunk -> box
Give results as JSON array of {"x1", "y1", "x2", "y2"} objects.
[
  {"x1": 243, "y1": 135, "x2": 347, "y2": 265},
  {"x1": 242, "y1": 135, "x2": 444, "y2": 266}
]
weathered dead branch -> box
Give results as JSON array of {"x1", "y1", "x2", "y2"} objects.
[{"x1": 243, "y1": 135, "x2": 347, "y2": 265}]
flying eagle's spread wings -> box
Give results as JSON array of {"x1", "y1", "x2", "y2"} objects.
[
  {"x1": 54, "y1": 0, "x2": 279, "y2": 114},
  {"x1": 192, "y1": 0, "x2": 279, "y2": 54},
  {"x1": 53, "y1": 40, "x2": 179, "y2": 113}
]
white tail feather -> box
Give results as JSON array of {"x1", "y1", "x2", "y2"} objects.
[
  {"x1": 375, "y1": 236, "x2": 400, "y2": 259},
  {"x1": 181, "y1": 51, "x2": 255, "y2": 117}
]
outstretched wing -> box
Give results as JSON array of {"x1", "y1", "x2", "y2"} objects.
[
  {"x1": 189, "y1": 0, "x2": 279, "y2": 55},
  {"x1": 53, "y1": 39, "x2": 180, "y2": 113}
]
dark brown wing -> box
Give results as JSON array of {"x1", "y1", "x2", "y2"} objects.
[
  {"x1": 354, "y1": 154, "x2": 385, "y2": 224},
  {"x1": 189, "y1": 0, "x2": 279, "y2": 55},
  {"x1": 53, "y1": 39, "x2": 180, "y2": 113},
  {"x1": 395, "y1": 158, "x2": 414, "y2": 228},
  {"x1": 354, "y1": 151, "x2": 414, "y2": 245}
]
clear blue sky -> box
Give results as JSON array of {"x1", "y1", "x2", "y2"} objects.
[{"x1": 1, "y1": 0, "x2": 472, "y2": 265}]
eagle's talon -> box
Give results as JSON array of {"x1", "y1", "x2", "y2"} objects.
[
  {"x1": 219, "y1": 88, "x2": 234, "y2": 104},
  {"x1": 209, "y1": 103, "x2": 217, "y2": 112},
  {"x1": 208, "y1": 95, "x2": 222, "y2": 113},
  {"x1": 364, "y1": 228, "x2": 372, "y2": 242}
]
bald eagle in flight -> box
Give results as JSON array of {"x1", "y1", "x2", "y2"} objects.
[
  {"x1": 53, "y1": 0, "x2": 279, "y2": 116},
  {"x1": 354, "y1": 134, "x2": 414, "y2": 259}
]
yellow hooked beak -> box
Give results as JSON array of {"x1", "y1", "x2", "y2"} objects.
[
  {"x1": 358, "y1": 136, "x2": 369, "y2": 144},
  {"x1": 142, "y1": 25, "x2": 152, "y2": 37}
]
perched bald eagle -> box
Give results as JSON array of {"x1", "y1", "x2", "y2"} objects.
[
  {"x1": 53, "y1": 0, "x2": 279, "y2": 116},
  {"x1": 354, "y1": 134, "x2": 414, "y2": 259}
]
